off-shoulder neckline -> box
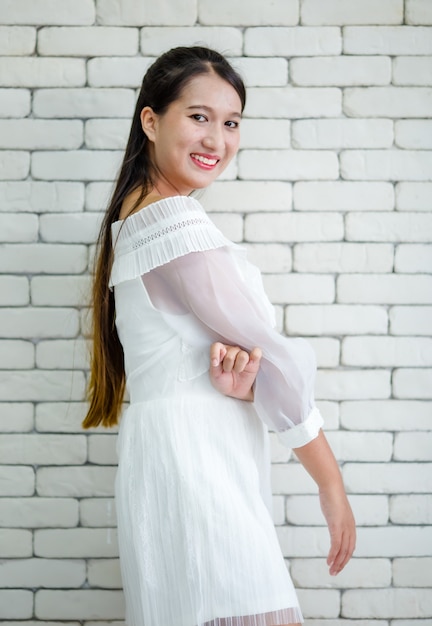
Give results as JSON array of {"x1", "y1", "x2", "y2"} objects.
[{"x1": 113, "y1": 194, "x2": 199, "y2": 225}]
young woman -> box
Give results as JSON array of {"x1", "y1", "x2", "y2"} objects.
[{"x1": 83, "y1": 46, "x2": 355, "y2": 626}]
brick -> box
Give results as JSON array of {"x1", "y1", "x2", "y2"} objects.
[
  {"x1": 37, "y1": 466, "x2": 116, "y2": 497},
  {"x1": 0, "y1": 434, "x2": 86, "y2": 465},
  {"x1": 316, "y1": 370, "x2": 391, "y2": 400},
  {"x1": 343, "y1": 588, "x2": 432, "y2": 618},
  {"x1": 406, "y1": 0, "x2": 432, "y2": 24},
  {"x1": 272, "y1": 495, "x2": 286, "y2": 524},
  {"x1": 0, "y1": 370, "x2": 85, "y2": 402},
  {"x1": 341, "y1": 400, "x2": 432, "y2": 431},
  {"x1": 0, "y1": 181, "x2": 84, "y2": 213},
  {"x1": 0, "y1": 119, "x2": 83, "y2": 149},
  {"x1": 80, "y1": 498, "x2": 117, "y2": 527},
  {"x1": 0, "y1": 622, "x2": 81, "y2": 626},
  {"x1": 393, "y1": 368, "x2": 432, "y2": 399},
  {"x1": 342, "y1": 337, "x2": 432, "y2": 367},
  {"x1": 286, "y1": 494, "x2": 388, "y2": 526},
  {"x1": 0, "y1": 244, "x2": 88, "y2": 274},
  {"x1": 33, "y1": 89, "x2": 134, "y2": 118},
  {"x1": 297, "y1": 589, "x2": 341, "y2": 619},
  {"x1": 0, "y1": 276, "x2": 29, "y2": 305},
  {"x1": 84, "y1": 118, "x2": 135, "y2": 149},
  {"x1": 0, "y1": 27, "x2": 36, "y2": 54},
  {"x1": 199, "y1": 0, "x2": 298, "y2": 25},
  {"x1": 344, "y1": 463, "x2": 432, "y2": 494},
  {"x1": 141, "y1": 26, "x2": 243, "y2": 56},
  {"x1": 393, "y1": 56, "x2": 432, "y2": 85},
  {"x1": 0, "y1": 213, "x2": 38, "y2": 242},
  {"x1": 0, "y1": 340, "x2": 34, "y2": 369},
  {"x1": 291, "y1": 557, "x2": 391, "y2": 588},
  {"x1": 0, "y1": 498, "x2": 78, "y2": 528},
  {"x1": 295, "y1": 589, "x2": 341, "y2": 619},
  {"x1": 35, "y1": 528, "x2": 118, "y2": 558},
  {"x1": 393, "y1": 557, "x2": 432, "y2": 587},
  {"x1": 307, "y1": 338, "x2": 339, "y2": 367},
  {"x1": 390, "y1": 306, "x2": 432, "y2": 335},
  {"x1": 245, "y1": 87, "x2": 341, "y2": 118},
  {"x1": 294, "y1": 243, "x2": 394, "y2": 273},
  {"x1": 0, "y1": 58, "x2": 85, "y2": 87},
  {"x1": 395, "y1": 120, "x2": 432, "y2": 149},
  {"x1": 291, "y1": 56, "x2": 391, "y2": 86},
  {"x1": 285, "y1": 305, "x2": 388, "y2": 335},
  {"x1": 294, "y1": 181, "x2": 394, "y2": 210},
  {"x1": 246, "y1": 212, "x2": 342, "y2": 242},
  {"x1": 337, "y1": 275, "x2": 432, "y2": 304},
  {"x1": 277, "y1": 525, "x2": 329, "y2": 556},
  {"x1": 35, "y1": 589, "x2": 125, "y2": 620},
  {"x1": 0, "y1": 529, "x2": 32, "y2": 557},
  {"x1": 36, "y1": 402, "x2": 114, "y2": 434},
  {"x1": 0, "y1": 308, "x2": 79, "y2": 339},
  {"x1": 88, "y1": 559, "x2": 122, "y2": 588},
  {"x1": 85, "y1": 182, "x2": 116, "y2": 211},
  {"x1": 209, "y1": 213, "x2": 242, "y2": 242},
  {"x1": 36, "y1": 339, "x2": 89, "y2": 370},
  {"x1": 272, "y1": 463, "x2": 319, "y2": 495},
  {"x1": 243, "y1": 244, "x2": 292, "y2": 273},
  {"x1": 31, "y1": 276, "x2": 91, "y2": 307},
  {"x1": 264, "y1": 274, "x2": 335, "y2": 304},
  {"x1": 394, "y1": 432, "x2": 432, "y2": 461},
  {"x1": 0, "y1": 466, "x2": 34, "y2": 496},
  {"x1": 0, "y1": 151, "x2": 29, "y2": 180},
  {"x1": 0, "y1": 558, "x2": 85, "y2": 588},
  {"x1": 0, "y1": 403, "x2": 33, "y2": 433},
  {"x1": 326, "y1": 431, "x2": 393, "y2": 461},
  {"x1": 240, "y1": 120, "x2": 291, "y2": 149},
  {"x1": 0, "y1": 590, "x2": 33, "y2": 619},
  {"x1": 244, "y1": 26, "x2": 341, "y2": 56},
  {"x1": 33, "y1": 151, "x2": 122, "y2": 182},
  {"x1": 87, "y1": 57, "x2": 152, "y2": 88},
  {"x1": 241, "y1": 150, "x2": 339, "y2": 181},
  {"x1": 40, "y1": 213, "x2": 103, "y2": 243},
  {"x1": 344, "y1": 87, "x2": 432, "y2": 118},
  {"x1": 88, "y1": 434, "x2": 117, "y2": 465},
  {"x1": 38, "y1": 26, "x2": 138, "y2": 56},
  {"x1": 98, "y1": 0, "x2": 195, "y2": 25},
  {"x1": 0, "y1": 0, "x2": 95, "y2": 25},
  {"x1": 391, "y1": 495, "x2": 432, "y2": 524},
  {"x1": 316, "y1": 401, "x2": 339, "y2": 429},
  {"x1": 301, "y1": 0, "x2": 403, "y2": 25},
  {"x1": 396, "y1": 182, "x2": 432, "y2": 210},
  {"x1": 201, "y1": 181, "x2": 292, "y2": 212},
  {"x1": 344, "y1": 26, "x2": 432, "y2": 55},
  {"x1": 0, "y1": 88, "x2": 30, "y2": 117},
  {"x1": 395, "y1": 244, "x2": 432, "y2": 272},
  {"x1": 232, "y1": 57, "x2": 288, "y2": 87},
  {"x1": 292, "y1": 119, "x2": 393, "y2": 150}
]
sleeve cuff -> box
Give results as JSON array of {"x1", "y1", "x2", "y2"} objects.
[{"x1": 276, "y1": 406, "x2": 324, "y2": 449}]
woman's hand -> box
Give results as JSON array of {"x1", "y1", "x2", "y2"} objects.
[
  {"x1": 319, "y1": 485, "x2": 356, "y2": 576},
  {"x1": 294, "y1": 430, "x2": 356, "y2": 575},
  {"x1": 209, "y1": 342, "x2": 262, "y2": 401}
]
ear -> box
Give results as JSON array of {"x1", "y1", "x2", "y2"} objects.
[{"x1": 140, "y1": 106, "x2": 158, "y2": 142}]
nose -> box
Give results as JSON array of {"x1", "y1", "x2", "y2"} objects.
[{"x1": 202, "y1": 123, "x2": 224, "y2": 153}]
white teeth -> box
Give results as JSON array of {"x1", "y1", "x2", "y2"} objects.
[{"x1": 191, "y1": 154, "x2": 218, "y2": 166}]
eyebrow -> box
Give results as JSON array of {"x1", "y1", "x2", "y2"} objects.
[{"x1": 186, "y1": 105, "x2": 242, "y2": 119}]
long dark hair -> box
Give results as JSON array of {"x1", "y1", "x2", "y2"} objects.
[{"x1": 82, "y1": 46, "x2": 246, "y2": 428}]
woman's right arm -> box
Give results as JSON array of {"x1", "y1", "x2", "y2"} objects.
[{"x1": 142, "y1": 246, "x2": 323, "y2": 449}]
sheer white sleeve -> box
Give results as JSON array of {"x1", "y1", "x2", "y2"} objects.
[{"x1": 142, "y1": 247, "x2": 323, "y2": 449}]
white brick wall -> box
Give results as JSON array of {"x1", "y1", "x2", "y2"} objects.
[{"x1": 0, "y1": 1, "x2": 430, "y2": 624}]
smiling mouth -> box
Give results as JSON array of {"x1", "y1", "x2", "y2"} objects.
[{"x1": 190, "y1": 153, "x2": 220, "y2": 168}]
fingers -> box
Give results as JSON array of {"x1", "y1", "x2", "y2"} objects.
[
  {"x1": 210, "y1": 342, "x2": 227, "y2": 368},
  {"x1": 209, "y1": 343, "x2": 262, "y2": 373},
  {"x1": 327, "y1": 528, "x2": 356, "y2": 576}
]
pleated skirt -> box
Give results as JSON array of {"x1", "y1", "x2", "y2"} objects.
[{"x1": 115, "y1": 393, "x2": 303, "y2": 626}]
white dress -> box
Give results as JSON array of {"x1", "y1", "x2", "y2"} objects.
[{"x1": 110, "y1": 195, "x2": 324, "y2": 626}]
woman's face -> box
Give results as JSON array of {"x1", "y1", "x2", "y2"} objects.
[{"x1": 141, "y1": 71, "x2": 242, "y2": 197}]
